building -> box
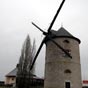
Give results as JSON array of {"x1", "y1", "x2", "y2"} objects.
[
  {"x1": 5, "y1": 68, "x2": 44, "y2": 87},
  {"x1": 5, "y1": 68, "x2": 17, "y2": 86},
  {"x1": 45, "y1": 27, "x2": 82, "y2": 88}
]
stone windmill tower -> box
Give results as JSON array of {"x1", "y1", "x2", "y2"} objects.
[
  {"x1": 30, "y1": 0, "x2": 82, "y2": 88},
  {"x1": 44, "y1": 27, "x2": 82, "y2": 88}
]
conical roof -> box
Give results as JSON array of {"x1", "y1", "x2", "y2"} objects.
[{"x1": 51, "y1": 27, "x2": 80, "y2": 43}]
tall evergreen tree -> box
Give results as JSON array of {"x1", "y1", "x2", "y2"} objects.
[
  {"x1": 31, "y1": 39, "x2": 36, "y2": 74},
  {"x1": 16, "y1": 35, "x2": 36, "y2": 88}
]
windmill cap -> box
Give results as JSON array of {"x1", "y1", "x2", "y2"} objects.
[{"x1": 50, "y1": 27, "x2": 81, "y2": 44}]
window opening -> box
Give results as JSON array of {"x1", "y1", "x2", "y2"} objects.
[
  {"x1": 63, "y1": 49, "x2": 71, "y2": 58},
  {"x1": 63, "y1": 40, "x2": 70, "y2": 43},
  {"x1": 64, "y1": 69, "x2": 71, "y2": 74},
  {"x1": 65, "y1": 82, "x2": 71, "y2": 88}
]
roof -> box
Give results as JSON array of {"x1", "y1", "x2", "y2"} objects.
[
  {"x1": 6, "y1": 68, "x2": 17, "y2": 77},
  {"x1": 51, "y1": 27, "x2": 73, "y2": 37},
  {"x1": 5, "y1": 68, "x2": 43, "y2": 79},
  {"x1": 50, "y1": 27, "x2": 81, "y2": 43}
]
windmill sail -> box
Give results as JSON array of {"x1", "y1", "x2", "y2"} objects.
[{"x1": 30, "y1": 0, "x2": 72, "y2": 70}]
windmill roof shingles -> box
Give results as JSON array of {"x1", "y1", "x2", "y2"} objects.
[{"x1": 50, "y1": 27, "x2": 81, "y2": 43}]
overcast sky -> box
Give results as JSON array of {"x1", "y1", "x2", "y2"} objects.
[{"x1": 0, "y1": 0, "x2": 88, "y2": 81}]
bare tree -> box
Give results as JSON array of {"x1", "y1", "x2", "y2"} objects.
[{"x1": 16, "y1": 35, "x2": 36, "y2": 88}]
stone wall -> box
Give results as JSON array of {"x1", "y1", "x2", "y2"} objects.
[{"x1": 44, "y1": 38, "x2": 82, "y2": 88}]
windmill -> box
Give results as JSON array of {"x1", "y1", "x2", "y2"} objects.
[
  {"x1": 30, "y1": 0, "x2": 72, "y2": 70},
  {"x1": 30, "y1": 0, "x2": 82, "y2": 88}
]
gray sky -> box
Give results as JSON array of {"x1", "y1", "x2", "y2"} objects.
[{"x1": 0, "y1": 0, "x2": 88, "y2": 81}]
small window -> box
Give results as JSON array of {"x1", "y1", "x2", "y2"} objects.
[
  {"x1": 65, "y1": 82, "x2": 71, "y2": 88},
  {"x1": 12, "y1": 78, "x2": 14, "y2": 80},
  {"x1": 64, "y1": 69, "x2": 71, "y2": 74},
  {"x1": 63, "y1": 49, "x2": 71, "y2": 57},
  {"x1": 63, "y1": 40, "x2": 70, "y2": 43}
]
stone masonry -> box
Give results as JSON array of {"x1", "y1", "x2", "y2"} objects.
[{"x1": 44, "y1": 27, "x2": 82, "y2": 88}]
